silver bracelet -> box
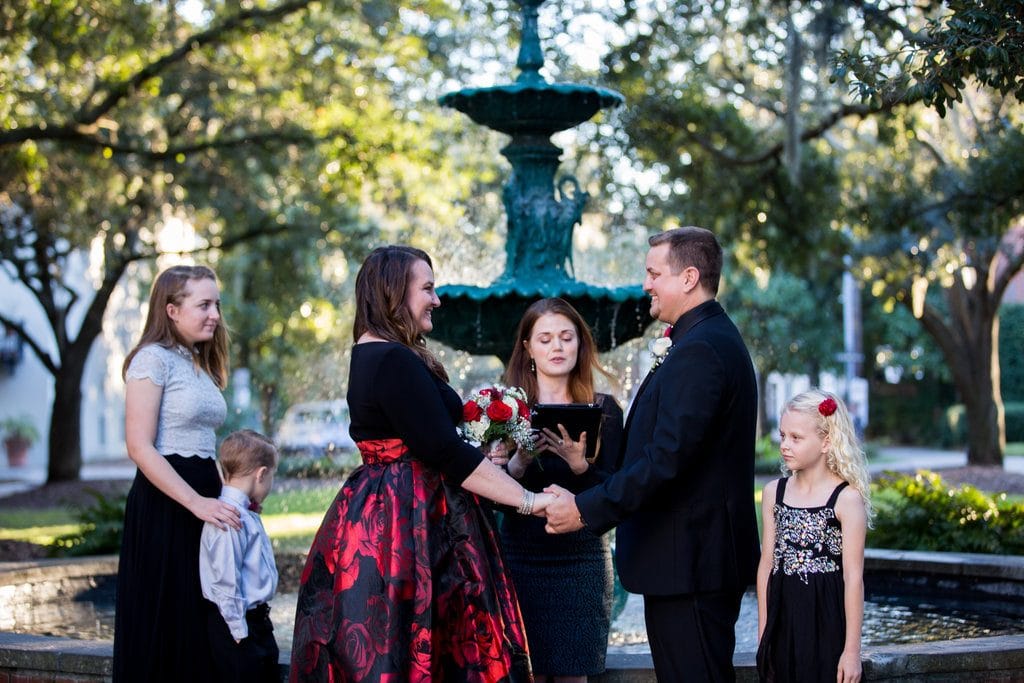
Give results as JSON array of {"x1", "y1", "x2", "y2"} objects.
[{"x1": 517, "y1": 489, "x2": 535, "y2": 515}]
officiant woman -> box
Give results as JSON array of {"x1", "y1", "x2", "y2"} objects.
[{"x1": 488, "y1": 297, "x2": 625, "y2": 682}]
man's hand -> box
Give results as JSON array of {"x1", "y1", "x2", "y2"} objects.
[{"x1": 543, "y1": 484, "x2": 584, "y2": 534}]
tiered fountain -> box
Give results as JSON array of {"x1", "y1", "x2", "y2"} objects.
[{"x1": 431, "y1": 0, "x2": 653, "y2": 361}]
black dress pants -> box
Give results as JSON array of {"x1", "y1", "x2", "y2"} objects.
[
  {"x1": 207, "y1": 601, "x2": 281, "y2": 683},
  {"x1": 643, "y1": 589, "x2": 744, "y2": 683}
]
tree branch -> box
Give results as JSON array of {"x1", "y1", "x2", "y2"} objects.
[
  {"x1": 0, "y1": 0, "x2": 317, "y2": 147},
  {"x1": 674, "y1": 95, "x2": 913, "y2": 167},
  {"x1": 0, "y1": 312, "x2": 58, "y2": 376},
  {"x1": 74, "y1": 0, "x2": 316, "y2": 125}
]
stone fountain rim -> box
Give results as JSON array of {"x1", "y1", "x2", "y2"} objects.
[
  {"x1": 3, "y1": 550, "x2": 1024, "y2": 681},
  {"x1": 437, "y1": 281, "x2": 645, "y2": 301}
]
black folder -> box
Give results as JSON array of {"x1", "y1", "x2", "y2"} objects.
[{"x1": 531, "y1": 403, "x2": 602, "y2": 461}]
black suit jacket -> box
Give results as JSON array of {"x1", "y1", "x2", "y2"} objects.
[{"x1": 576, "y1": 299, "x2": 760, "y2": 596}]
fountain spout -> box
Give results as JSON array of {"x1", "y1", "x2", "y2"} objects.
[{"x1": 434, "y1": 0, "x2": 651, "y2": 360}]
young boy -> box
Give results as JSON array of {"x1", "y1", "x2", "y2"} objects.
[{"x1": 199, "y1": 429, "x2": 280, "y2": 683}]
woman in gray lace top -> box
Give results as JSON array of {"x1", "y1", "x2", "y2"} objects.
[{"x1": 113, "y1": 265, "x2": 241, "y2": 683}]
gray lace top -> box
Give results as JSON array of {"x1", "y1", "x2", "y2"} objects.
[{"x1": 125, "y1": 344, "x2": 227, "y2": 459}]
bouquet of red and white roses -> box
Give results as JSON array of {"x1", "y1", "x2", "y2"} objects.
[{"x1": 459, "y1": 385, "x2": 534, "y2": 450}]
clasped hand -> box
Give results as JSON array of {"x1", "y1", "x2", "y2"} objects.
[{"x1": 505, "y1": 482, "x2": 581, "y2": 533}]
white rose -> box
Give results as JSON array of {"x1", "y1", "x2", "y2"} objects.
[
  {"x1": 650, "y1": 336, "x2": 672, "y2": 358},
  {"x1": 503, "y1": 396, "x2": 519, "y2": 416}
]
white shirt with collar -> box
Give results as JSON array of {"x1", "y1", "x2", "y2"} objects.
[{"x1": 199, "y1": 485, "x2": 279, "y2": 640}]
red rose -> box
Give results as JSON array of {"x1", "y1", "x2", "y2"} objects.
[
  {"x1": 365, "y1": 594, "x2": 391, "y2": 655},
  {"x1": 486, "y1": 399, "x2": 513, "y2": 422},
  {"x1": 516, "y1": 398, "x2": 530, "y2": 421},
  {"x1": 409, "y1": 625, "x2": 433, "y2": 683},
  {"x1": 463, "y1": 400, "x2": 483, "y2": 421},
  {"x1": 340, "y1": 620, "x2": 375, "y2": 680},
  {"x1": 818, "y1": 397, "x2": 838, "y2": 417},
  {"x1": 453, "y1": 606, "x2": 506, "y2": 675}
]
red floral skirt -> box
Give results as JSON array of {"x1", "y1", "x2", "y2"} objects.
[{"x1": 289, "y1": 439, "x2": 532, "y2": 682}]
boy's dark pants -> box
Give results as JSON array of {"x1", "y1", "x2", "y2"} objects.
[{"x1": 206, "y1": 601, "x2": 280, "y2": 683}]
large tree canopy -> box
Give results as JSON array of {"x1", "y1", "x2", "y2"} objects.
[
  {"x1": 0, "y1": 0, "x2": 483, "y2": 481},
  {"x1": 835, "y1": 0, "x2": 1024, "y2": 115},
  {"x1": 551, "y1": 0, "x2": 1024, "y2": 464}
]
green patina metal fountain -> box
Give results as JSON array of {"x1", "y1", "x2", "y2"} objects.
[{"x1": 432, "y1": 0, "x2": 653, "y2": 361}]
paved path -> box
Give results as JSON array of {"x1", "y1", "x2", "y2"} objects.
[
  {"x1": 869, "y1": 446, "x2": 1024, "y2": 474},
  {"x1": 0, "y1": 458, "x2": 137, "y2": 498}
]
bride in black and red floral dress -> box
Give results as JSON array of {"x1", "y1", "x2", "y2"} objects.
[{"x1": 290, "y1": 246, "x2": 554, "y2": 683}]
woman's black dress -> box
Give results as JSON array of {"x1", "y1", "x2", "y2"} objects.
[
  {"x1": 499, "y1": 394, "x2": 624, "y2": 676},
  {"x1": 114, "y1": 344, "x2": 226, "y2": 683},
  {"x1": 289, "y1": 342, "x2": 531, "y2": 682},
  {"x1": 757, "y1": 478, "x2": 849, "y2": 682}
]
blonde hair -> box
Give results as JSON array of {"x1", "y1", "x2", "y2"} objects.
[
  {"x1": 219, "y1": 429, "x2": 278, "y2": 478},
  {"x1": 782, "y1": 389, "x2": 874, "y2": 525}
]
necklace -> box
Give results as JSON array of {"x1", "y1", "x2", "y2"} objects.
[{"x1": 173, "y1": 344, "x2": 196, "y2": 360}]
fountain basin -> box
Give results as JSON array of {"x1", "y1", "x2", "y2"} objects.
[
  {"x1": 440, "y1": 81, "x2": 624, "y2": 136},
  {"x1": 434, "y1": 282, "x2": 653, "y2": 360},
  {"x1": 3, "y1": 549, "x2": 1024, "y2": 681}
]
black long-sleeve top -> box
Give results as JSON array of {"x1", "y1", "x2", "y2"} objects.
[
  {"x1": 346, "y1": 341, "x2": 484, "y2": 484},
  {"x1": 517, "y1": 394, "x2": 625, "y2": 494}
]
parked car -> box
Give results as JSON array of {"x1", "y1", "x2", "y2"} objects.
[{"x1": 276, "y1": 400, "x2": 356, "y2": 459}]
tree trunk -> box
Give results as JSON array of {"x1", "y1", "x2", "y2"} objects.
[
  {"x1": 47, "y1": 353, "x2": 87, "y2": 482},
  {"x1": 959, "y1": 316, "x2": 1004, "y2": 466},
  {"x1": 915, "y1": 277, "x2": 1004, "y2": 467}
]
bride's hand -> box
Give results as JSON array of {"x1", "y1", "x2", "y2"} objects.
[
  {"x1": 529, "y1": 491, "x2": 558, "y2": 516},
  {"x1": 540, "y1": 425, "x2": 588, "y2": 474}
]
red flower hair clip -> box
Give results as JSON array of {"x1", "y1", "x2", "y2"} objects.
[{"x1": 818, "y1": 397, "x2": 838, "y2": 417}]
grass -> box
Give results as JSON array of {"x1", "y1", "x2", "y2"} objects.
[
  {"x1": 0, "y1": 508, "x2": 81, "y2": 546},
  {"x1": 3, "y1": 451, "x2": 1023, "y2": 555},
  {"x1": 0, "y1": 482, "x2": 340, "y2": 555}
]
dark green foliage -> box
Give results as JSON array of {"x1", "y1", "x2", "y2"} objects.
[
  {"x1": 869, "y1": 471, "x2": 1024, "y2": 555},
  {"x1": 869, "y1": 377, "x2": 958, "y2": 446},
  {"x1": 835, "y1": 0, "x2": 1024, "y2": 115},
  {"x1": 1001, "y1": 304, "x2": 1024, "y2": 402},
  {"x1": 1008, "y1": 403, "x2": 1024, "y2": 443},
  {"x1": 755, "y1": 435, "x2": 783, "y2": 475},
  {"x1": 942, "y1": 402, "x2": 1024, "y2": 446},
  {"x1": 50, "y1": 489, "x2": 127, "y2": 556},
  {"x1": 276, "y1": 454, "x2": 353, "y2": 480}
]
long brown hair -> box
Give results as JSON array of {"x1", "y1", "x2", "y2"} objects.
[
  {"x1": 502, "y1": 297, "x2": 610, "y2": 404},
  {"x1": 353, "y1": 245, "x2": 448, "y2": 381},
  {"x1": 122, "y1": 265, "x2": 230, "y2": 389}
]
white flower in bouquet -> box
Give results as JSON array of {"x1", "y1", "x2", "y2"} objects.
[{"x1": 459, "y1": 384, "x2": 534, "y2": 450}]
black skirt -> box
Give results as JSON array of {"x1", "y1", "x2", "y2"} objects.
[{"x1": 113, "y1": 454, "x2": 222, "y2": 683}]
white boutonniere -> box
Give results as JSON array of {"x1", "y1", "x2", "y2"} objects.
[{"x1": 649, "y1": 335, "x2": 673, "y2": 372}]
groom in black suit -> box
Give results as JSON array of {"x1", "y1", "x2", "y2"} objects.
[{"x1": 544, "y1": 226, "x2": 759, "y2": 682}]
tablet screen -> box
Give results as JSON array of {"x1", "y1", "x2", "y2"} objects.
[{"x1": 531, "y1": 403, "x2": 602, "y2": 460}]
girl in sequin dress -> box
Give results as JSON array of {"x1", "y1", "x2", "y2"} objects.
[{"x1": 756, "y1": 390, "x2": 873, "y2": 683}]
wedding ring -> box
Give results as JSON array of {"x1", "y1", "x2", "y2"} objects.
[{"x1": 559, "y1": 439, "x2": 564, "y2": 446}]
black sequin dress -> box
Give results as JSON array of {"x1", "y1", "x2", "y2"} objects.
[
  {"x1": 757, "y1": 478, "x2": 849, "y2": 683},
  {"x1": 499, "y1": 394, "x2": 624, "y2": 676}
]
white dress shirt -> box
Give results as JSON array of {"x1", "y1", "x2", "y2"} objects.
[{"x1": 199, "y1": 485, "x2": 279, "y2": 640}]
